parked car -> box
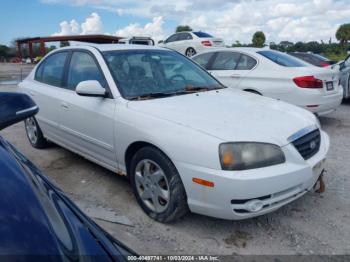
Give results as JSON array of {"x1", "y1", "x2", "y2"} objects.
[
  {"x1": 192, "y1": 48, "x2": 343, "y2": 116},
  {"x1": 0, "y1": 92, "x2": 135, "y2": 259},
  {"x1": 337, "y1": 54, "x2": 350, "y2": 99},
  {"x1": 118, "y1": 36, "x2": 155, "y2": 46},
  {"x1": 288, "y1": 52, "x2": 336, "y2": 67},
  {"x1": 20, "y1": 44, "x2": 329, "y2": 222},
  {"x1": 159, "y1": 31, "x2": 225, "y2": 57}
]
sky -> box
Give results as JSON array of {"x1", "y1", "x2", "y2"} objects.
[{"x1": 0, "y1": 0, "x2": 349, "y2": 46}]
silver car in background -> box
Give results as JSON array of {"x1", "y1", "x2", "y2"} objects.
[{"x1": 338, "y1": 54, "x2": 350, "y2": 99}]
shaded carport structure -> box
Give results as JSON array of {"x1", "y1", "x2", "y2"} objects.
[{"x1": 16, "y1": 35, "x2": 122, "y2": 62}]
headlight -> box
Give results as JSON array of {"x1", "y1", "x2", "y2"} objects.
[{"x1": 219, "y1": 142, "x2": 286, "y2": 171}]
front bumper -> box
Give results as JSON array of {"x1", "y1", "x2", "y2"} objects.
[{"x1": 175, "y1": 131, "x2": 329, "y2": 220}]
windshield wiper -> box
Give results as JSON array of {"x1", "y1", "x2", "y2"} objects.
[
  {"x1": 184, "y1": 85, "x2": 225, "y2": 92},
  {"x1": 128, "y1": 92, "x2": 178, "y2": 100},
  {"x1": 128, "y1": 86, "x2": 226, "y2": 100}
]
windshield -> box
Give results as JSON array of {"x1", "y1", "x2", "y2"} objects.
[
  {"x1": 258, "y1": 50, "x2": 307, "y2": 67},
  {"x1": 103, "y1": 50, "x2": 223, "y2": 99},
  {"x1": 193, "y1": 32, "x2": 213, "y2": 38}
]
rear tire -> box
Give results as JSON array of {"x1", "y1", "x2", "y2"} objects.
[
  {"x1": 24, "y1": 117, "x2": 49, "y2": 149},
  {"x1": 129, "y1": 147, "x2": 189, "y2": 223},
  {"x1": 185, "y1": 47, "x2": 196, "y2": 57}
]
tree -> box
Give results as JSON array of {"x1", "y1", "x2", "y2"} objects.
[
  {"x1": 252, "y1": 31, "x2": 266, "y2": 47},
  {"x1": 175, "y1": 25, "x2": 193, "y2": 33},
  {"x1": 336, "y1": 23, "x2": 350, "y2": 46}
]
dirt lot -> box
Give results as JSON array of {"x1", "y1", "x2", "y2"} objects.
[{"x1": 0, "y1": 78, "x2": 350, "y2": 256}]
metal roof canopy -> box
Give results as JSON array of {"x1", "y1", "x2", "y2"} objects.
[{"x1": 16, "y1": 35, "x2": 122, "y2": 62}]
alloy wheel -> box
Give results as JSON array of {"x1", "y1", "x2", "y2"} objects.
[
  {"x1": 25, "y1": 117, "x2": 38, "y2": 144},
  {"x1": 134, "y1": 159, "x2": 170, "y2": 213}
]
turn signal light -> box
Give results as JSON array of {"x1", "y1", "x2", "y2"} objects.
[
  {"x1": 293, "y1": 76, "x2": 323, "y2": 89},
  {"x1": 192, "y1": 178, "x2": 214, "y2": 187}
]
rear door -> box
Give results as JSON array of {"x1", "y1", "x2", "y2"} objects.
[
  {"x1": 58, "y1": 50, "x2": 117, "y2": 169},
  {"x1": 209, "y1": 51, "x2": 256, "y2": 89},
  {"x1": 175, "y1": 33, "x2": 193, "y2": 54},
  {"x1": 26, "y1": 51, "x2": 69, "y2": 139}
]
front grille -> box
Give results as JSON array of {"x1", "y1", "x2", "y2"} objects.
[{"x1": 292, "y1": 129, "x2": 320, "y2": 160}]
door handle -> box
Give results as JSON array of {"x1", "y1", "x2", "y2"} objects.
[{"x1": 61, "y1": 102, "x2": 69, "y2": 110}]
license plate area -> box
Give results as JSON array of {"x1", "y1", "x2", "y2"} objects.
[{"x1": 326, "y1": 81, "x2": 334, "y2": 91}]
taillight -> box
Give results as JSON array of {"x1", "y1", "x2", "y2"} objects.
[
  {"x1": 201, "y1": 40, "x2": 212, "y2": 47},
  {"x1": 320, "y1": 62, "x2": 330, "y2": 67},
  {"x1": 293, "y1": 76, "x2": 323, "y2": 89}
]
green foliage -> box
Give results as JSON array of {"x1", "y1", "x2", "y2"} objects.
[
  {"x1": 252, "y1": 31, "x2": 266, "y2": 47},
  {"x1": 268, "y1": 40, "x2": 349, "y2": 61},
  {"x1": 60, "y1": 41, "x2": 70, "y2": 48},
  {"x1": 175, "y1": 25, "x2": 193, "y2": 33},
  {"x1": 0, "y1": 45, "x2": 10, "y2": 58},
  {"x1": 336, "y1": 23, "x2": 350, "y2": 46}
]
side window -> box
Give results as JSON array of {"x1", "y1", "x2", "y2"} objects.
[
  {"x1": 211, "y1": 52, "x2": 241, "y2": 70},
  {"x1": 236, "y1": 54, "x2": 257, "y2": 70},
  {"x1": 177, "y1": 33, "x2": 192, "y2": 41},
  {"x1": 176, "y1": 33, "x2": 186, "y2": 41},
  {"x1": 185, "y1": 33, "x2": 193, "y2": 40},
  {"x1": 35, "y1": 62, "x2": 44, "y2": 82},
  {"x1": 165, "y1": 34, "x2": 178, "y2": 43},
  {"x1": 192, "y1": 52, "x2": 214, "y2": 69},
  {"x1": 67, "y1": 52, "x2": 106, "y2": 91},
  {"x1": 39, "y1": 52, "x2": 68, "y2": 86}
]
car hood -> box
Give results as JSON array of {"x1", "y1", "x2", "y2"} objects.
[{"x1": 127, "y1": 88, "x2": 317, "y2": 146}]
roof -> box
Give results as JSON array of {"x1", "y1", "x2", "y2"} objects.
[
  {"x1": 59, "y1": 43, "x2": 167, "y2": 52},
  {"x1": 16, "y1": 35, "x2": 122, "y2": 44}
]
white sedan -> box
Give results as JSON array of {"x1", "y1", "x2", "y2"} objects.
[
  {"x1": 192, "y1": 48, "x2": 343, "y2": 116},
  {"x1": 159, "y1": 31, "x2": 225, "y2": 57},
  {"x1": 20, "y1": 44, "x2": 328, "y2": 222}
]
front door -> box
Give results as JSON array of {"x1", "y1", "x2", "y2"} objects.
[{"x1": 59, "y1": 51, "x2": 116, "y2": 169}]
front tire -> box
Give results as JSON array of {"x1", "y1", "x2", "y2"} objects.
[
  {"x1": 129, "y1": 147, "x2": 188, "y2": 223},
  {"x1": 185, "y1": 47, "x2": 196, "y2": 57},
  {"x1": 24, "y1": 117, "x2": 49, "y2": 149}
]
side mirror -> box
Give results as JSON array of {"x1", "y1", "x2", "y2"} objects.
[
  {"x1": 0, "y1": 92, "x2": 39, "y2": 130},
  {"x1": 76, "y1": 80, "x2": 106, "y2": 97}
]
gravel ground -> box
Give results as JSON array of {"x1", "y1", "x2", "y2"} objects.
[{"x1": 0, "y1": 80, "x2": 349, "y2": 256}]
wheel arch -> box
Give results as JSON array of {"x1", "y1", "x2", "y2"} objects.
[{"x1": 124, "y1": 141, "x2": 174, "y2": 176}]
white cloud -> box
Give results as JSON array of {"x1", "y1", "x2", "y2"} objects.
[
  {"x1": 49, "y1": 0, "x2": 350, "y2": 44},
  {"x1": 81, "y1": 12, "x2": 103, "y2": 34},
  {"x1": 115, "y1": 16, "x2": 165, "y2": 42},
  {"x1": 53, "y1": 19, "x2": 80, "y2": 36},
  {"x1": 53, "y1": 12, "x2": 103, "y2": 36}
]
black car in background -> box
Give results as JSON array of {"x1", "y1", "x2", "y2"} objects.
[
  {"x1": 288, "y1": 52, "x2": 336, "y2": 67},
  {"x1": 0, "y1": 92, "x2": 136, "y2": 261}
]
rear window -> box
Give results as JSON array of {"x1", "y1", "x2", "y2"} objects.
[
  {"x1": 258, "y1": 50, "x2": 306, "y2": 67},
  {"x1": 312, "y1": 54, "x2": 329, "y2": 61},
  {"x1": 193, "y1": 32, "x2": 213, "y2": 38}
]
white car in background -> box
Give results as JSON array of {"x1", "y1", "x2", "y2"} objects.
[
  {"x1": 159, "y1": 31, "x2": 225, "y2": 57},
  {"x1": 20, "y1": 44, "x2": 328, "y2": 222},
  {"x1": 118, "y1": 36, "x2": 155, "y2": 46},
  {"x1": 193, "y1": 48, "x2": 343, "y2": 116}
]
